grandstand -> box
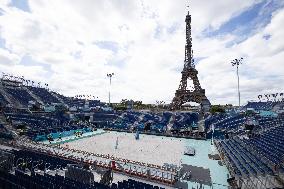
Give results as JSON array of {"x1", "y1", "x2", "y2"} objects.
[
  {"x1": 244, "y1": 101, "x2": 278, "y2": 111},
  {"x1": 1, "y1": 3, "x2": 284, "y2": 188},
  {"x1": 1, "y1": 74, "x2": 283, "y2": 189},
  {"x1": 27, "y1": 86, "x2": 61, "y2": 104},
  {"x1": 0, "y1": 74, "x2": 284, "y2": 188},
  {"x1": 215, "y1": 123, "x2": 284, "y2": 188}
]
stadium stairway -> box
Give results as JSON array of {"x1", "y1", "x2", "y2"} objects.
[
  {"x1": 275, "y1": 175, "x2": 284, "y2": 187},
  {"x1": 50, "y1": 91, "x2": 67, "y2": 105},
  {"x1": 138, "y1": 113, "x2": 145, "y2": 122},
  {"x1": 24, "y1": 86, "x2": 44, "y2": 104},
  {"x1": 197, "y1": 118, "x2": 205, "y2": 132},
  {"x1": 0, "y1": 84, "x2": 12, "y2": 104},
  {"x1": 133, "y1": 114, "x2": 145, "y2": 126},
  {"x1": 0, "y1": 83, "x2": 22, "y2": 108},
  {"x1": 166, "y1": 113, "x2": 175, "y2": 132},
  {"x1": 0, "y1": 113, "x2": 18, "y2": 138}
]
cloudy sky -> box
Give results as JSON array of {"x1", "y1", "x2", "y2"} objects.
[{"x1": 0, "y1": 0, "x2": 284, "y2": 105}]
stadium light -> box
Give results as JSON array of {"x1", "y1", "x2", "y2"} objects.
[
  {"x1": 107, "y1": 73, "x2": 114, "y2": 105},
  {"x1": 231, "y1": 57, "x2": 243, "y2": 108},
  {"x1": 258, "y1": 94, "x2": 262, "y2": 102}
]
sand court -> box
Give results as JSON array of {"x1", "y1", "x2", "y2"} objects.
[{"x1": 65, "y1": 131, "x2": 185, "y2": 166}]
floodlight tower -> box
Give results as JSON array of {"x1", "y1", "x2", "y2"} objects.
[
  {"x1": 107, "y1": 73, "x2": 114, "y2": 105},
  {"x1": 231, "y1": 58, "x2": 243, "y2": 107}
]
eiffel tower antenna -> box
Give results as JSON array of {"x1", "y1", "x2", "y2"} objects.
[
  {"x1": 170, "y1": 8, "x2": 211, "y2": 113},
  {"x1": 186, "y1": 1, "x2": 190, "y2": 14}
]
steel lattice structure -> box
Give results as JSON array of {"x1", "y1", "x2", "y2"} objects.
[{"x1": 171, "y1": 11, "x2": 210, "y2": 112}]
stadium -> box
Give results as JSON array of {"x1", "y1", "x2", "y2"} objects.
[{"x1": 0, "y1": 1, "x2": 284, "y2": 189}]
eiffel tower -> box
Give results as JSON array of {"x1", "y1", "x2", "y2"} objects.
[{"x1": 171, "y1": 11, "x2": 211, "y2": 112}]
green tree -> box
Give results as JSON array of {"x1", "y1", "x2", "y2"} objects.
[{"x1": 210, "y1": 105, "x2": 225, "y2": 114}]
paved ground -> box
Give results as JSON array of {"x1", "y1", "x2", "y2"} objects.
[{"x1": 180, "y1": 164, "x2": 211, "y2": 185}]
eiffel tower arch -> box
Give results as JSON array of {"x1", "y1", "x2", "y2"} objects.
[{"x1": 171, "y1": 11, "x2": 211, "y2": 113}]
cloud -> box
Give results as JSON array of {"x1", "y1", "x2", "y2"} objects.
[
  {"x1": 197, "y1": 6, "x2": 284, "y2": 105},
  {"x1": 0, "y1": 0, "x2": 283, "y2": 105},
  {"x1": 0, "y1": 48, "x2": 20, "y2": 64}
]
